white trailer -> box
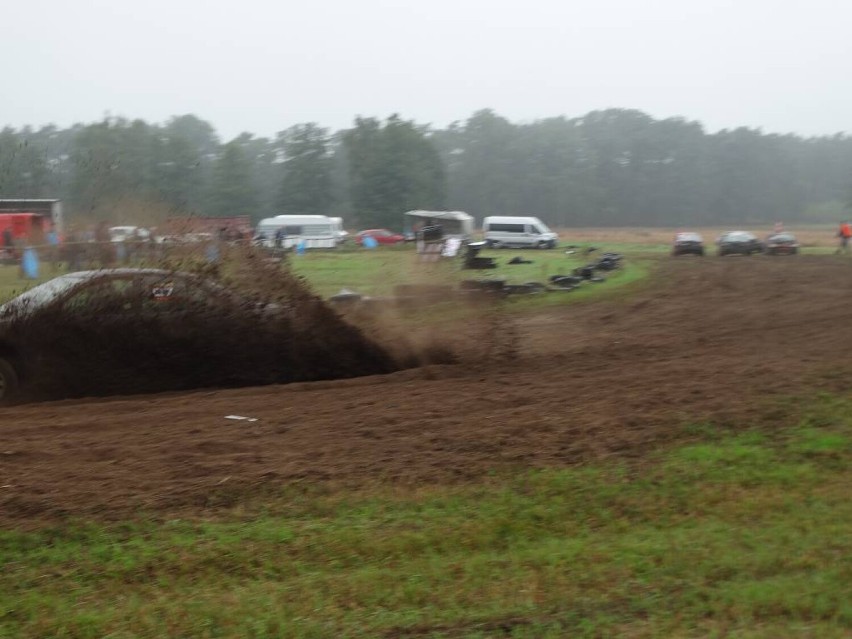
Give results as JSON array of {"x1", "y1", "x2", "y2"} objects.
[{"x1": 255, "y1": 215, "x2": 338, "y2": 249}]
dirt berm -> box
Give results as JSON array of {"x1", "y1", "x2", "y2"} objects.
[{"x1": 2, "y1": 256, "x2": 852, "y2": 525}]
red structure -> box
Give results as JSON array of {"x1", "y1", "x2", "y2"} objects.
[
  {"x1": 0, "y1": 213, "x2": 47, "y2": 243},
  {"x1": 0, "y1": 199, "x2": 63, "y2": 245}
]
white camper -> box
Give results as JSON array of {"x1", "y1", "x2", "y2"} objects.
[
  {"x1": 255, "y1": 215, "x2": 338, "y2": 249},
  {"x1": 482, "y1": 216, "x2": 558, "y2": 249}
]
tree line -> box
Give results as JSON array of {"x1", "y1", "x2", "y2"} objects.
[{"x1": 1, "y1": 109, "x2": 850, "y2": 229}]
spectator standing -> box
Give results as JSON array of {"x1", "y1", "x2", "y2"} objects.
[
  {"x1": 45, "y1": 223, "x2": 60, "y2": 271},
  {"x1": 95, "y1": 221, "x2": 114, "y2": 267},
  {"x1": 2, "y1": 227, "x2": 14, "y2": 262},
  {"x1": 274, "y1": 226, "x2": 287, "y2": 250},
  {"x1": 66, "y1": 227, "x2": 84, "y2": 272},
  {"x1": 837, "y1": 221, "x2": 852, "y2": 254}
]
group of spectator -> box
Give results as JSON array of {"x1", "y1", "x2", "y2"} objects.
[{"x1": 0, "y1": 221, "x2": 159, "y2": 275}]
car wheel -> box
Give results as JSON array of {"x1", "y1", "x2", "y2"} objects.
[
  {"x1": 0, "y1": 358, "x2": 20, "y2": 404},
  {"x1": 537, "y1": 241, "x2": 548, "y2": 250},
  {"x1": 491, "y1": 241, "x2": 503, "y2": 249}
]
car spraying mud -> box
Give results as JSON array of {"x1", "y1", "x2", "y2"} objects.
[{"x1": 0, "y1": 269, "x2": 395, "y2": 403}]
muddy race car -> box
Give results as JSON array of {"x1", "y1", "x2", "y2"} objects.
[
  {"x1": 672, "y1": 232, "x2": 705, "y2": 256},
  {"x1": 717, "y1": 231, "x2": 763, "y2": 256},
  {"x1": 0, "y1": 269, "x2": 244, "y2": 402},
  {"x1": 764, "y1": 232, "x2": 800, "y2": 255},
  {"x1": 0, "y1": 269, "x2": 393, "y2": 404}
]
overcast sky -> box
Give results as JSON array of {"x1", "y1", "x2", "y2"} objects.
[{"x1": 3, "y1": 0, "x2": 850, "y2": 140}]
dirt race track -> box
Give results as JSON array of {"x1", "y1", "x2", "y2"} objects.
[{"x1": 2, "y1": 255, "x2": 852, "y2": 525}]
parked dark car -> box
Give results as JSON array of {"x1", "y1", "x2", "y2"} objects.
[
  {"x1": 717, "y1": 231, "x2": 763, "y2": 256},
  {"x1": 672, "y1": 232, "x2": 705, "y2": 256},
  {"x1": 764, "y1": 232, "x2": 799, "y2": 255}
]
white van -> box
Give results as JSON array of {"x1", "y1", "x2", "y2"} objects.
[
  {"x1": 482, "y1": 216, "x2": 558, "y2": 249},
  {"x1": 255, "y1": 215, "x2": 338, "y2": 249}
]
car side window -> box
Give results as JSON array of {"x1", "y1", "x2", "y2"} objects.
[
  {"x1": 138, "y1": 275, "x2": 224, "y2": 311},
  {"x1": 139, "y1": 275, "x2": 190, "y2": 311},
  {"x1": 61, "y1": 278, "x2": 136, "y2": 313}
]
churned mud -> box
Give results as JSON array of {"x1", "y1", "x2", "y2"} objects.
[{"x1": 2, "y1": 255, "x2": 851, "y2": 524}]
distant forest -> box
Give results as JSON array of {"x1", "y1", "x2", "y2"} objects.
[{"x1": 1, "y1": 108, "x2": 851, "y2": 229}]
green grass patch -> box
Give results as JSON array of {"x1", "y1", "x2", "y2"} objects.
[
  {"x1": 0, "y1": 243, "x2": 653, "y2": 307},
  {"x1": 2, "y1": 396, "x2": 850, "y2": 638},
  {"x1": 290, "y1": 243, "x2": 654, "y2": 305},
  {"x1": 0, "y1": 265, "x2": 61, "y2": 305},
  {"x1": 3, "y1": 237, "x2": 842, "y2": 306}
]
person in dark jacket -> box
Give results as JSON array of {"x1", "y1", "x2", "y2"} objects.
[
  {"x1": 2, "y1": 227, "x2": 16, "y2": 264},
  {"x1": 274, "y1": 227, "x2": 287, "y2": 249},
  {"x1": 836, "y1": 221, "x2": 851, "y2": 254}
]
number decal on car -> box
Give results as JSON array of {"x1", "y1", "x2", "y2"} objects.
[{"x1": 152, "y1": 283, "x2": 175, "y2": 300}]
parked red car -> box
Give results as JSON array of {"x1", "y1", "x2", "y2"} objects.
[{"x1": 355, "y1": 229, "x2": 405, "y2": 245}]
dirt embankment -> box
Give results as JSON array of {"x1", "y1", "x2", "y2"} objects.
[{"x1": 2, "y1": 255, "x2": 852, "y2": 524}]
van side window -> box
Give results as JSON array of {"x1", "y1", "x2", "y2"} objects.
[
  {"x1": 489, "y1": 223, "x2": 525, "y2": 233},
  {"x1": 302, "y1": 224, "x2": 334, "y2": 236},
  {"x1": 530, "y1": 225, "x2": 542, "y2": 234}
]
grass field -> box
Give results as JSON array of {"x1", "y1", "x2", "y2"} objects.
[
  {"x1": 287, "y1": 243, "x2": 651, "y2": 299},
  {"x1": 2, "y1": 394, "x2": 849, "y2": 638},
  {"x1": 0, "y1": 241, "x2": 652, "y2": 305},
  {"x1": 1, "y1": 223, "x2": 844, "y2": 303}
]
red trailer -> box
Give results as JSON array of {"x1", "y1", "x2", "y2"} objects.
[
  {"x1": 0, "y1": 213, "x2": 49, "y2": 243},
  {"x1": 0, "y1": 199, "x2": 63, "y2": 244}
]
